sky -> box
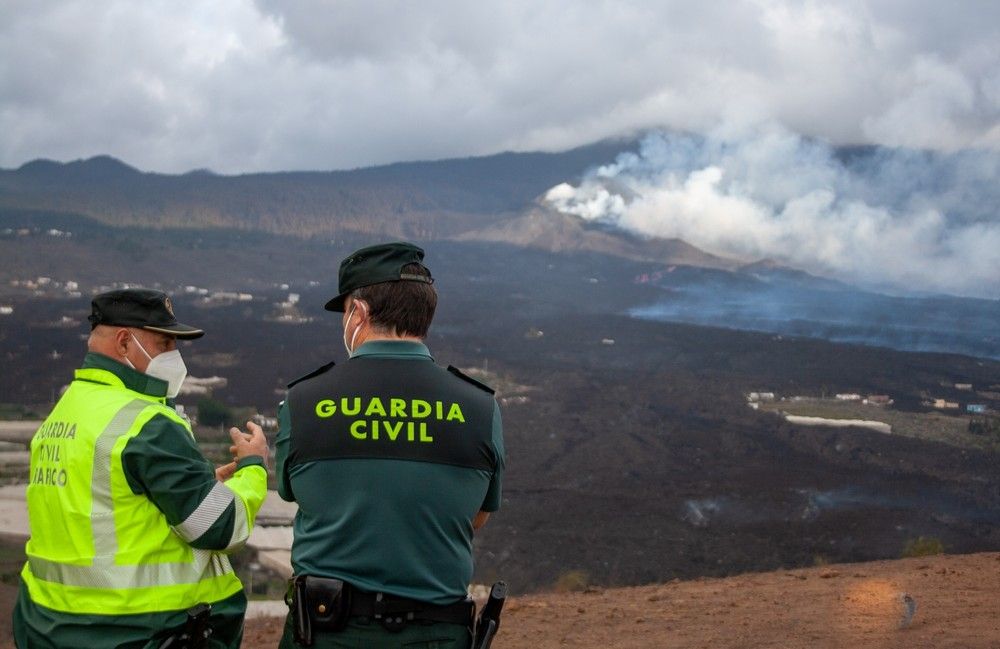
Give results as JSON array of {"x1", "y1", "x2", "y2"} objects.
[{"x1": 2, "y1": 0, "x2": 1000, "y2": 174}]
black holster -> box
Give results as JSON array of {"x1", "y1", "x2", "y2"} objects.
[
  {"x1": 157, "y1": 603, "x2": 213, "y2": 649},
  {"x1": 286, "y1": 576, "x2": 352, "y2": 646},
  {"x1": 473, "y1": 582, "x2": 507, "y2": 649}
]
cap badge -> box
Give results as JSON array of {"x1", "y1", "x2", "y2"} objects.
[{"x1": 164, "y1": 297, "x2": 175, "y2": 317}]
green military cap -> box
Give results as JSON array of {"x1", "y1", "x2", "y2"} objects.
[
  {"x1": 88, "y1": 288, "x2": 205, "y2": 339},
  {"x1": 324, "y1": 242, "x2": 434, "y2": 312}
]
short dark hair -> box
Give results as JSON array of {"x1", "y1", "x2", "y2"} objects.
[{"x1": 352, "y1": 263, "x2": 437, "y2": 338}]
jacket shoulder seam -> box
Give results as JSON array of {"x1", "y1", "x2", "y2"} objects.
[
  {"x1": 287, "y1": 361, "x2": 337, "y2": 389},
  {"x1": 446, "y1": 365, "x2": 495, "y2": 395}
]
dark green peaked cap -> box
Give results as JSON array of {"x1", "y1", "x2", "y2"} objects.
[
  {"x1": 324, "y1": 242, "x2": 433, "y2": 312},
  {"x1": 88, "y1": 288, "x2": 205, "y2": 339}
]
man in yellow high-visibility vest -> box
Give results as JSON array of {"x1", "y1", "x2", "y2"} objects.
[{"x1": 13, "y1": 288, "x2": 269, "y2": 649}]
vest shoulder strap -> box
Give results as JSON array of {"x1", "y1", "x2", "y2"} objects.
[
  {"x1": 446, "y1": 366, "x2": 495, "y2": 395},
  {"x1": 288, "y1": 361, "x2": 336, "y2": 389}
]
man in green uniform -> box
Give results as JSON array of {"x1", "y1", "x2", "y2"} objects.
[
  {"x1": 13, "y1": 288, "x2": 269, "y2": 649},
  {"x1": 276, "y1": 242, "x2": 505, "y2": 648}
]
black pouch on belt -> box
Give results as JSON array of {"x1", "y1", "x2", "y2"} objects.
[
  {"x1": 303, "y1": 576, "x2": 352, "y2": 632},
  {"x1": 287, "y1": 575, "x2": 352, "y2": 646}
]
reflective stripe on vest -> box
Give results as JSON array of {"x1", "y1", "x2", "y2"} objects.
[
  {"x1": 23, "y1": 394, "x2": 239, "y2": 613},
  {"x1": 171, "y1": 480, "x2": 249, "y2": 551},
  {"x1": 28, "y1": 551, "x2": 230, "y2": 590}
]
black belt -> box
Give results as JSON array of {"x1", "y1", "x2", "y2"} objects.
[
  {"x1": 288, "y1": 574, "x2": 475, "y2": 642},
  {"x1": 349, "y1": 589, "x2": 475, "y2": 628}
]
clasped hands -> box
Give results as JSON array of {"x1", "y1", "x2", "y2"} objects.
[{"x1": 215, "y1": 420, "x2": 269, "y2": 481}]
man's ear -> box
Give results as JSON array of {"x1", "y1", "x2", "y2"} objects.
[{"x1": 113, "y1": 328, "x2": 132, "y2": 357}]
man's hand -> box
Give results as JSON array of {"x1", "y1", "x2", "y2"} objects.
[
  {"x1": 215, "y1": 461, "x2": 237, "y2": 482},
  {"x1": 229, "y1": 421, "x2": 269, "y2": 466}
]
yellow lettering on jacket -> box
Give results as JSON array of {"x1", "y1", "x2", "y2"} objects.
[
  {"x1": 446, "y1": 403, "x2": 465, "y2": 422},
  {"x1": 313, "y1": 397, "x2": 466, "y2": 422},
  {"x1": 316, "y1": 400, "x2": 336, "y2": 417},
  {"x1": 311, "y1": 395, "x2": 470, "y2": 444},
  {"x1": 411, "y1": 400, "x2": 431, "y2": 418},
  {"x1": 365, "y1": 398, "x2": 386, "y2": 417}
]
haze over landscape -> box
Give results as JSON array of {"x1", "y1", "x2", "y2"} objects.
[{"x1": 1, "y1": 1, "x2": 999, "y2": 647}]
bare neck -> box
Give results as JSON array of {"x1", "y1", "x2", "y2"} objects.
[{"x1": 354, "y1": 330, "x2": 422, "y2": 348}]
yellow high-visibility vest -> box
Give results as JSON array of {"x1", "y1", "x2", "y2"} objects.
[{"x1": 20, "y1": 367, "x2": 244, "y2": 614}]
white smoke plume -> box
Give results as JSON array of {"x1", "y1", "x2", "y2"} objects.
[{"x1": 545, "y1": 124, "x2": 1000, "y2": 299}]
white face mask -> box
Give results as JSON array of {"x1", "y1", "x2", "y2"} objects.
[
  {"x1": 343, "y1": 301, "x2": 366, "y2": 357},
  {"x1": 129, "y1": 333, "x2": 188, "y2": 398}
]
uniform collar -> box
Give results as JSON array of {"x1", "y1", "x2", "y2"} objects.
[
  {"x1": 78, "y1": 351, "x2": 170, "y2": 398},
  {"x1": 351, "y1": 339, "x2": 433, "y2": 360}
]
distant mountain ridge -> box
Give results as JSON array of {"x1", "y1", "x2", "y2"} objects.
[
  {"x1": 1, "y1": 138, "x2": 762, "y2": 271},
  {"x1": 16, "y1": 154, "x2": 141, "y2": 179},
  {"x1": 18, "y1": 139, "x2": 977, "y2": 289},
  {"x1": 0, "y1": 141, "x2": 637, "y2": 238}
]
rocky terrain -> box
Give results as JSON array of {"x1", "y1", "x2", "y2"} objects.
[
  {"x1": 2, "y1": 539, "x2": 997, "y2": 648},
  {"x1": 241, "y1": 552, "x2": 1000, "y2": 649}
]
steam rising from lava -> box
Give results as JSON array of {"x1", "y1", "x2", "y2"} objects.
[{"x1": 546, "y1": 124, "x2": 1000, "y2": 299}]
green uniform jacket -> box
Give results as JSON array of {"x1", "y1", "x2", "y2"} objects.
[
  {"x1": 14, "y1": 352, "x2": 268, "y2": 649},
  {"x1": 275, "y1": 340, "x2": 505, "y2": 605}
]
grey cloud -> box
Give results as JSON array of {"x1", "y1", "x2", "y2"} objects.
[{"x1": 1, "y1": 0, "x2": 999, "y2": 172}]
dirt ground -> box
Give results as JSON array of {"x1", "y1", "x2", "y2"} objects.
[
  {"x1": 2, "y1": 552, "x2": 999, "y2": 648},
  {"x1": 241, "y1": 552, "x2": 1000, "y2": 649}
]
